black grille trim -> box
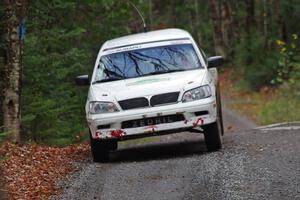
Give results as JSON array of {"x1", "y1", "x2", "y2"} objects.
[
  {"x1": 118, "y1": 97, "x2": 149, "y2": 110},
  {"x1": 150, "y1": 92, "x2": 179, "y2": 107}
]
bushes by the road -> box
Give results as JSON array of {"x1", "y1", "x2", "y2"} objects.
[
  {"x1": 220, "y1": 70, "x2": 300, "y2": 125},
  {"x1": 233, "y1": 30, "x2": 300, "y2": 91}
]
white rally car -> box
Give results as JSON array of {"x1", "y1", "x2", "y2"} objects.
[{"x1": 76, "y1": 29, "x2": 224, "y2": 162}]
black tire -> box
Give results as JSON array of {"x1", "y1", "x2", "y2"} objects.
[
  {"x1": 203, "y1": 89, "x2": 223, "y2": 151},
  {"x1": 90, "y1": 133, "x2": 110, "y2": 163},
  {"x1": 216, "y1": 86, "x2": 224, "y2": 135},
  {"x1": 109, "y1": 140, "x2": 118, "y2": 151},
  {"x1": 203, "y1": 119, "x2": 223, "y2": 151}
]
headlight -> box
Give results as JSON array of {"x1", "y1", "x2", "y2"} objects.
[
  {"x1": 182, "y1": 85, "x2": 212, "y2": 103},
  {"x1": 89, "y1": 101, "x2": 119, "y2": 114}
]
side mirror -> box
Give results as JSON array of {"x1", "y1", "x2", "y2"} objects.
[
  {"x1": 75, "y1": 75, "x2": 90, "y2": 86},
  {"x1": 207, "y1": 56, "x2": 224, "y2": 68}
]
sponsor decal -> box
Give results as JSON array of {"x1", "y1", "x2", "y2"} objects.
[
  {"x1": 115, "y1": 45, "x2": 142, "y2": 53},
  {"x1": 193, "y1": 118, "x2": 204, "y2": 127},
  {"x1": 126, "y1": 78, "x2": 170, "y2": 86},
  {"x1": 110, "y1": 130, "x2": 126, "y2": 138},
  {"x1": 95, "y1": 131, "x2": 102, "y2": 139}
]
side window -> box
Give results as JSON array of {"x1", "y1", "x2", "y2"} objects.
[
  {"x1": 199, "y1": 48, "x2": 208, "y2": 66},
  {"x1": 96, "y1": 61, "x2": 106, "y2": 80}
]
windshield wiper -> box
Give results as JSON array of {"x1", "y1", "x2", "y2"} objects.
[
  {"x1": 142, "y1": 69, "x2": 186, "y2": 76},
  {"x1": 93, "y1": 77, "x2": 124, "y2": 84}
]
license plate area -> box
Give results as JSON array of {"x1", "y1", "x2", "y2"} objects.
[{"x1": 121, "y1": 114, "x2": 185, "y2": 129}]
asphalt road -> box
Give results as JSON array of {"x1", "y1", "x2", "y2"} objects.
[{"x1": 53, "y1": 107, "x2": 300, "y2": 200}]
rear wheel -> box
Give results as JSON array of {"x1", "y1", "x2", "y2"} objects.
[{"x1": 90, "y1": 132, "x2": 116, "y2": 163}]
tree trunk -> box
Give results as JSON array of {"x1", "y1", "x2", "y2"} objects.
[
  {"x1": 244, "y1": 0, "x2": 255, "y2": 64},
  {"x1": 262, "y1": 0, "x2": 271, "y2": 47},
  {"x1": 210, "y1": 0, "x2": 226, "y2": 57},
  {"x1": 189, "y1": 0, "x2": 201, "y2": 45},
  {"x1": 3, "y1": 0, "x2": 27, "y2": 143},
  {"x1": 148, "y1": 0, "x2": 153, "y2": 30},
  {"x1": 274, "y1": 0, "x2": 287, "y2": 41},
  {"x1": 245, "y1": 0, "x2": 255, "y2": 34},
  {"x1": 221, "y1": 0, "x2": 234, "y2": 56},
  {"x1": 0, "y1": 5, "x2": 5, "y2": 128},
  {"x1": 231, "y1": 2, "x2": 240, "y2": 42},
  {"x1": 169, "y1": 0, "x2": 177, "y2": 27}
]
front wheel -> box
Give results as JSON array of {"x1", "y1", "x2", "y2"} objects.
[
  {"x1": 90, "y1": 133, "x2": 114, "y2": 163},
  {"x1": 203, "y1": 112, "x2": 223, "y2": 151}
]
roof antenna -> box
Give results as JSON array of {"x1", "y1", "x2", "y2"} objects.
[{"x1": 129, "y1": 2, "x2": 148, "y2": 32}]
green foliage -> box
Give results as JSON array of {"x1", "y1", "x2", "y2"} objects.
[
  {"x1": 1, "y1": 0, "x2": 299, "y2": 145},
  {"x1": 22, "y1": 0, "x2": 91, "y2": 144},
  {"x1": 0, "y1": 130, "x2": 9, "y2": 143},
  {"x1": 234, "y1": 31, "x2": 278, "y2": 90},
  {"x1": 21, "y1": 0, "x2": 141, "y2": 145},
  {"x1": 272, "y1": 34, "x2": 300, "y2": 90}
]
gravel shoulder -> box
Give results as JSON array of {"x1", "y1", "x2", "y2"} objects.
[{"x1": 52, "y1": 106, "x2": 300, "y2": 200}]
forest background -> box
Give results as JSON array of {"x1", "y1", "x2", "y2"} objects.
[{"x1": 0, "y1": 0, "x2": 299, "y2": 145}]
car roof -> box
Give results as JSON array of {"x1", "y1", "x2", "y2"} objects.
[{"x1": 101, "y1": 28, "x2": 193, "y2": 51}]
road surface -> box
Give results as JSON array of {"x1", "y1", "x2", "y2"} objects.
[{"x1": 53, "y1": 106, "x2": 300, "y2": 200}]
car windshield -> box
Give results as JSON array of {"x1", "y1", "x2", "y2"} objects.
[{"x1": 94, "y1": 44, "x2": 203, "y2": 83}]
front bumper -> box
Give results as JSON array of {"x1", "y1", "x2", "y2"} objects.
[{"x1": 87, "y1": 98, "x2": 217, "y2": 140}]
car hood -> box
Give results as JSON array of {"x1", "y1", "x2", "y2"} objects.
[{"x1": 90, "y1": 69, "x2": 207, "y2": 101}]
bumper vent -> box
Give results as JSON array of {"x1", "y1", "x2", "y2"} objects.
[
  {"x1": 118, "y1": 97, "x2": 149, "y2": 110},
  {"x1": 150, "y1": 92, "x2": 179, "y2": 106},
  {"x1": 195, "y1": 111, "x2": 209, "y2": 116},
  {"x1": 97, "y1": 124, "x2": 110, "y2": 129}
]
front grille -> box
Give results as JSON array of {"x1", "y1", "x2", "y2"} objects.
[
  {"x1": 118, "y1": 97, "x2": 149, "y2": 110},
  {"x1": 150, "y1": 92, "x2": 179, "y2": 106},
  {"x1": 118, "y1": 92, "x2": 180, "y2": 110},
  {"x1": 122, "y1": 114, "x2": 185, "y2": 129}
]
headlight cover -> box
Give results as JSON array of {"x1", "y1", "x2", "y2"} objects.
[
  {"x1": 182, "y1": 85, "x2": 212, "y2": 103},
  {"x1": 89, "y1": 101, "x2": 119, "y2": 114}
]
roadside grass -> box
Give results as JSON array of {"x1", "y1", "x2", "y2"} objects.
[
  {"x1": 220, "y1": 70, "x2": 300, "y2": 125},
  {"x1": 0, "y1": 133, "x2": 7, "y2": 143},
  {"x1": 260, "y1": 95, "x2": 300, "y2": 124},
  {"x1": 0, "y1": 128, "x2": 9, "y2": 144}
]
